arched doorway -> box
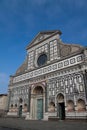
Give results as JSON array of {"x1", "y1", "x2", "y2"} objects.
[
  {"x1": 57, "y1": 93, "x2": 65, "y2": 120},
  {"x1": 18, "y1": 98, "x2": 23, "y2": 117},
  {"x1": 31, "y1": 86, "x2": 44, "y2": 120},
  {"x1": 19, "y1": 105, "x2": 22, "y2": 117}
]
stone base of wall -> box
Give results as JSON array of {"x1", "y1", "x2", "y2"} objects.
[
  {"x1": 66, "y1": 111, "x2": 87, "y2": 119},
  {"x1": 43, "y1": 112, "x2": 49, "y2": 120},
  {"x1": 48, "y1": 111, "x2": 87, "y2": 121},
  {"x1": 7, "y1": 112, "x2": 18, "y2": 117},
  {"x1": 25, "y1": 112, "x2": 30, "y2": 120}
]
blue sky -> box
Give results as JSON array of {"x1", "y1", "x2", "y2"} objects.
[{"x1": 0, "y1": 0, "x2": 87, "y2": 94}]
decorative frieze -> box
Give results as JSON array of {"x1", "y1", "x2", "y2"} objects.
[{"x1": 13, "y1": 54, "x2": 84, "y2": 83}]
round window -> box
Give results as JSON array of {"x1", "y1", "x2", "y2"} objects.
[{"x1": 37, "y1": 53, "x2": 47, "y2": 66}]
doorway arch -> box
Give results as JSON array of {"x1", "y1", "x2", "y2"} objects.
[
  {"x1": 31, "y1": 86, "x2": 44, "y2": 120},
  {"x1": 18, "y1": 98, "x2": 23, "y2": 117},
  {"x1": 33, "y1": 86, "x2": 43, "y2": 94},
  {"x1": 56, "y1": 93, "x2": 65, "y2": 120}
]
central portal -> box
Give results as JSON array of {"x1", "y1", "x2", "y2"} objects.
[{"x1": 31, "y1": 86, "x2": 44, "y2": 120}]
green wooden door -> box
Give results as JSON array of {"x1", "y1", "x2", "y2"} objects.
[{"x1": 37, "y1": 99, "x2": 43, "y2": 120}]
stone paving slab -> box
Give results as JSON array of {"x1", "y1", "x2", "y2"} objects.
[
  {"x1": 0, "y1": 118, "x2": 87, "y2": 130},
  {"x1": 0, "y1": 127, "x2": 20, "y2": 130}
]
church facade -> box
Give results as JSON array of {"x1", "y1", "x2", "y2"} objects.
[{"x1": 7, "y1": 30, "x2": 87, "y2": 120}]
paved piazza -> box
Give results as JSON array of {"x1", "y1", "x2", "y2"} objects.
[
  {"x1": 0, "y1": 118, "x2": 87, "y2": 130},
  {"x1": 0, "y1": 127, "x2": 20, "y2": 130}
]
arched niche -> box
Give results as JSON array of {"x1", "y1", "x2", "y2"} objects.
[
  {"x1": 48, "y1": 102, "x2": 55, "y2": 112},
  {"x1": 77, "y1": 99, "x2": 86, "y2": 112},
  {"x1": 11, "y1": 104, "x2": 13, "y2": 108},
  {"x1": 19, "y1": 98, "x2": 23, "y2": 103},
  {"x1": 67, "y1": 100, "x2": 74, "y2": 112},
  {"x1": 24, "y1": 103, "x2": 28, "y2": 112}
]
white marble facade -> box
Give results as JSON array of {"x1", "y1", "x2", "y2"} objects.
[{"x1": 7, "y1": 30, "x2": 87, "y2": 120}]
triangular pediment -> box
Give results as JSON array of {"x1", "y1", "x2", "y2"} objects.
[{"x1": 26, "y1": 30, "x2": 61, "y2": 50}]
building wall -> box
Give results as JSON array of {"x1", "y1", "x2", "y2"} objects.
[
  {"x1": 0, "y1": 95, "x2": 7, "y2": 110},
  {"x1": 0, "y1": 94, "x2": 8, "y2": 117},
  {"x1": 7, "y1": 31, "x2": 87, "y2": 120}
]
